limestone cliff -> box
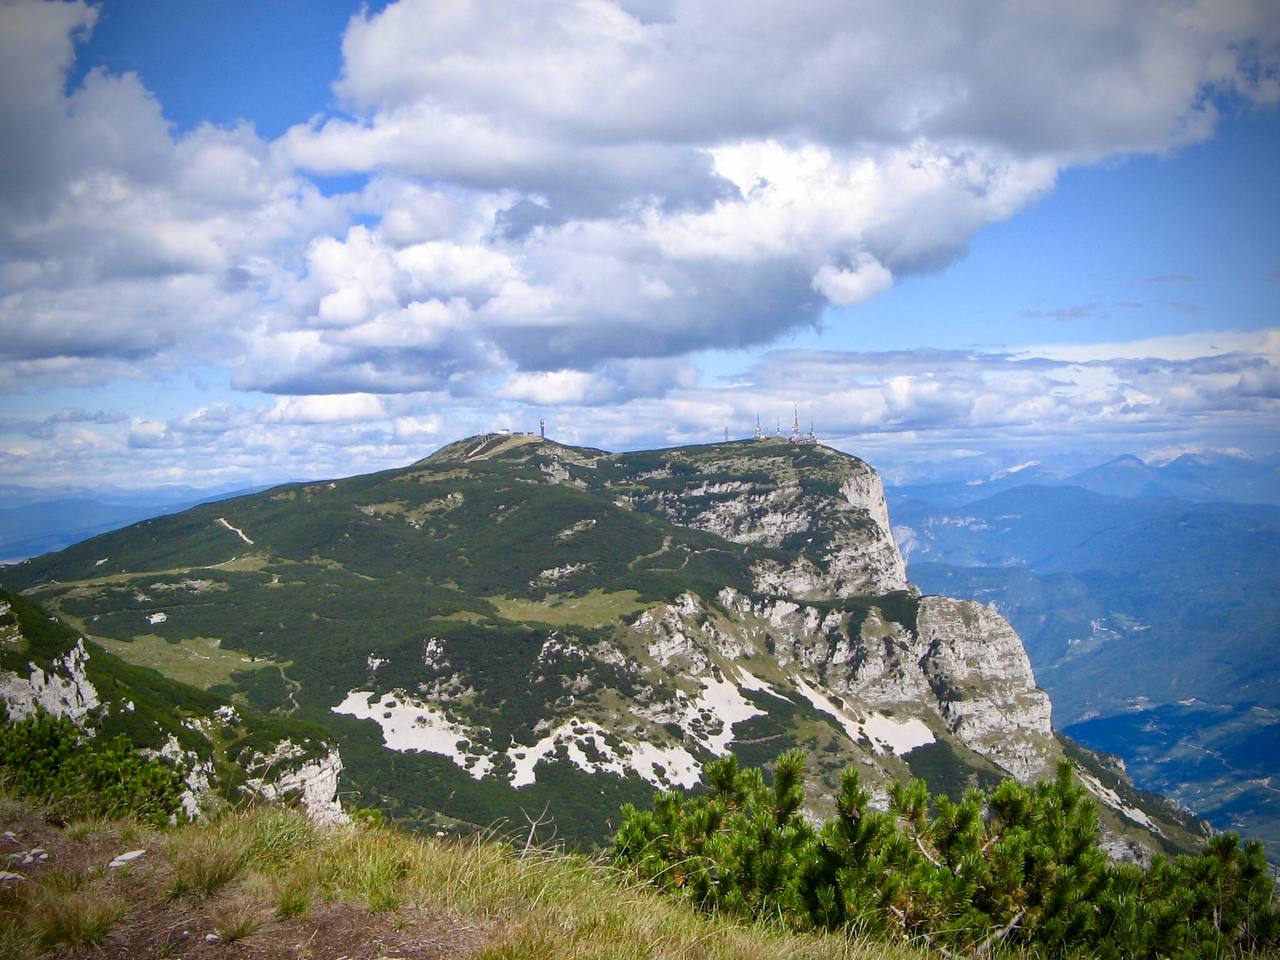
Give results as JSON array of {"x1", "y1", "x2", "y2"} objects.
[
  {"x1": 610, "y1": 440, "x2": 909, "y2": 597},
  {"x1": 914, "y1": 597, "x2": 1056, "y2": 782},
  {"x1": 241, "y1": 739, "x2": 348, "y2": 826},
  {"x1": 0, "y1": 632, "x2": 100, "y2": 727}
]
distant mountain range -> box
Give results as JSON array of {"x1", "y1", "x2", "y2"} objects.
[
  {"x1": 0, "y1": 484, "x2": 274, "y2": 564},
  {"x1": 893, "y1": 450, "x2": 1280, "y2": 509},
  {"x1": 890, "y1": 462, "x2": 1280, "y2": 861}
]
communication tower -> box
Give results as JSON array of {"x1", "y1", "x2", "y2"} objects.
[{"x1": 789, "y1": 407, "x2": 819, "y2": 445}]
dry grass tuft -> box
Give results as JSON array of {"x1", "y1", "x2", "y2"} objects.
[
  {"x1": 214, "y1": 896, "x2": 266, "y2": 943},
  {"x1": 27, "y1": 887, "x2": 124, "y2": 949},
  {"x1": 0, "y1": 918, "x2": 35, "y2": 960},
  {"x1": 273, "y1": 871, "x2": 314, "y2": 920},
  {"x1": 165, "y1": 823, "x2": 250, "y2": 899}
]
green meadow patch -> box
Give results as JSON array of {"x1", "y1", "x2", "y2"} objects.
[
  {"x1": 90, "y1": 633, "x2": 280, "y2": 690},
  {"x1": 488, "y1": 589, "x2": 647, "y2": 627}
]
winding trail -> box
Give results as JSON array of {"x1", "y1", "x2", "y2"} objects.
[{"x1": 216, "y1": 517, "x2": 254, "y2": 545}]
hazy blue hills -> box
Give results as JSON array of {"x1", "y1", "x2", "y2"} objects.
[
  {"x1": 891, "y1": 451, "x2": 1280, "y2": 510},
  {"x1": 896, "y1": 488, "x2": 1280, "y2": 716},
  {"x1": 892, "y1": 484, "x2": 1184, "y2": 569},
  {"x1": 894, "y1": 479, "x2": 1280, "y2": 860},
  {"x1": 1072, "y1": 452, "x2": 1280, "y2": 504},
  {"x1": 0, "y1": 484, "x2": 274, "y2": 564}
]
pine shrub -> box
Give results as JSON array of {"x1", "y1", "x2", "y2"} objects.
[
  {"x1": 0, "y1": 711, "x2": 184, "y2": 826},
  {"x1": 613, "y1": 753, "x2": 1280, "y2": 959}
]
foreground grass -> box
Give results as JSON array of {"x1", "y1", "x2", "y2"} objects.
[{"x1": 0, "y1": 795, "x2": 932, "y2": 960}]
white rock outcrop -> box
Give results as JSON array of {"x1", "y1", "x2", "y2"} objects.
[
  {"x1": 634, "y1": 587, "x2": 1059, "y2": 788},
  {"x1": 142, "y1": 734, "x2": 215, "y2": 821},
  {"x1": 0, "y1": 639, "x2": 100, "y2": 727},
  {"x1": 630, "y1": 447, "x2": 909, "y2": 598},
  {"x1": 241, "y1": 740, "x2": 349, "y2": 826}
]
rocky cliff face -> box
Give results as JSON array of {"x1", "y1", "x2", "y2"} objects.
[
  {"x1": 610, "y1": 441, "x2": 909, "y2": 597},
  {"x1": 705, "y1": 589, "x2": 1058, "y2": 782},
  {"x1": 241, "y1": 739, "x2": 348, "y2": 826},
  {"x1": 0, "y1": 632, "x2": 101, "y2": 728},
  {"x1": 914, "y1": 597, "x2": 1056, "y2": 782}
]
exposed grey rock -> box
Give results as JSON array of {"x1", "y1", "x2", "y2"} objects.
[
  {"x1": 915, "y1": 597, "x2": 1057, "y2": 782},
  {"x1": 240, "y1": 740, "x2": 349, "y2": 826},
  {"x1": 107, "y1": 849, "x2": 146, "y2": 869},
  {"x1": 0, "y1": 638, "x2": 100, "y2": 727},
  {"x1": 627, "y1": 445, "x2": 909, "y2": 597}
]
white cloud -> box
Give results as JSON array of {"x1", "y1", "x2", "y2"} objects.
[
  {"x1": 2, "y1": 0, "x2": 1279, "y2": 490},
  {"x1": 813, "y1": 257, "x2": 894, "y2": 307},
  {"x1": 266, "y1": 394, "x2": 388, "y2": 424},
  {"x1": 501, "y1": 370, "x2": 599, "y2": 406},
  {"x1": 2, "y1": 330, "x2": 1277, "y2": 490},
  {"x1": 264, "y1": 0, "x2": 1280, "y2": 386},
  {"x1": 7, "y1": 0, "x2": 1277, "y2": 397},
  {"x1": 326, "y1": 0, "x2": 1279, "y2": 166},
  {"x1": 392, "y1": 414, "x2": 443, "y2": 441},
  {"x1": 500, "y1": 357, "x2": 697, "y2": 406},
  {"x1": 0, "y1": 0, "x2": 350, "y2": 389}
]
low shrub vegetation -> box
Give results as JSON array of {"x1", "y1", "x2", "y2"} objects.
[
  {"x1": 0, "y1": 711, "x2": 184, "y2": 826},
  {"x1": 613, "y1": 750, "x2": 1280, "y2": 959}
]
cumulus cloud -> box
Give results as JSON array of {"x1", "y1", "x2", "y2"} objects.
[
  {"x1": 261, "y1": 0, "x2": 1280, "y2": 385},
  {"x1": 322, "y1": 0, "x2": 1279, "y2": 168},
  {"x1": 6, "y1": 0, "x2": 1277, "y2": 396},
  {"x1": 3, "y1": 0, "x2": 1279, "y2": 489},
  {"x1": 265, "y1": 393, "x2": 388, "y2": 424},
  {"x1": 487, "y1": 329, "x2": 1280, "y2": 459},
  {"x1": 0, "y1": 0, "x2": 349, "y2": 388},
  {"x1": 500, "y1": 357, "x2": 697, "y2": 405}
]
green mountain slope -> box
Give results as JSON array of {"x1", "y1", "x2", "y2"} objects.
[{"x1": 1, "y1": 435, "x2": 1200, "y2": 851}]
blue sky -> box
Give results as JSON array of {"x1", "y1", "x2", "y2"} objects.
[{"x1": 1, "y1": 0, "x2": 1278, "y2": 490}]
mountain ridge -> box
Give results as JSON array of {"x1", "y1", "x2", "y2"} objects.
[{"x1": 0, "y1": 434, "x2": 1201, "y2": 855}]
